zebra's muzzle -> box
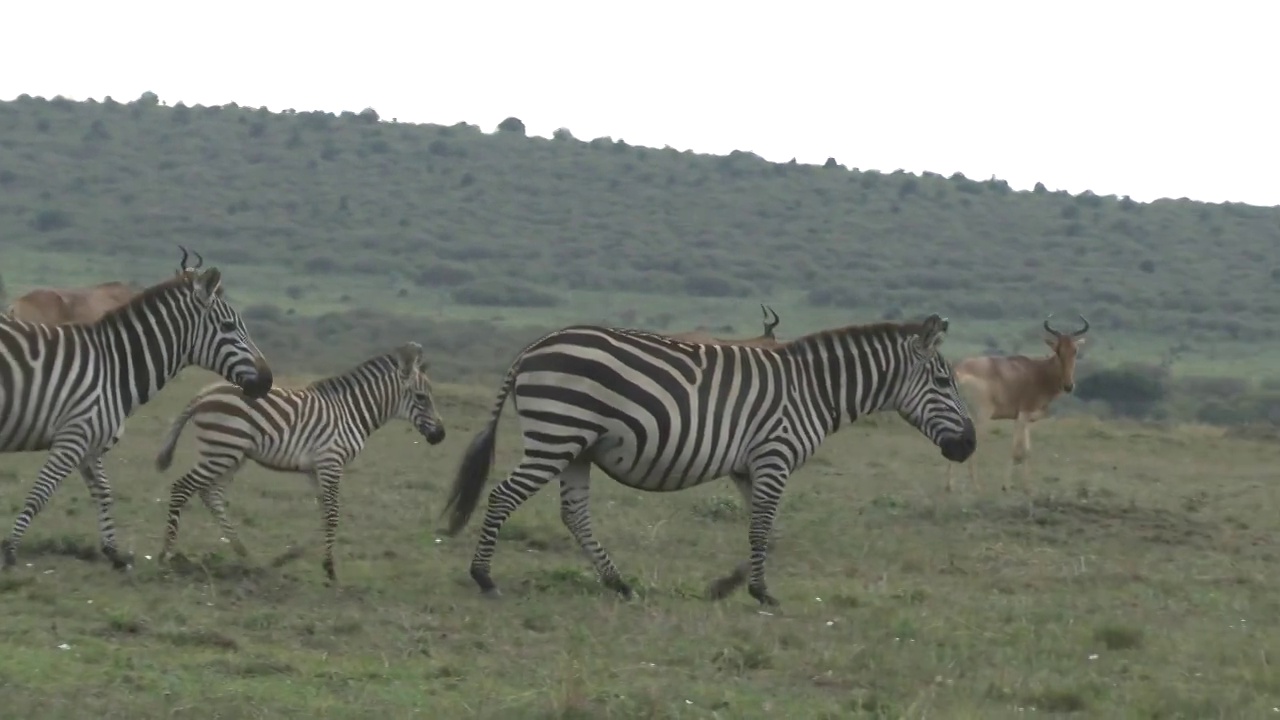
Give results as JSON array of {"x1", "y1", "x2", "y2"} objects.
[
  {"x1": 240, "y1": 370, "x2": 274, "y2": 399},
  {"x1": 421, "y1": 424, "x2": 446, "y2": 445},
  {"x1": 938, "y1": 420, "x2": 977, "y2": 463}
]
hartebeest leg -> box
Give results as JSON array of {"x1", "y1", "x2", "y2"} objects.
[
  {"x1": 945, "y1": 415, "x2": 984, "y2": 494},
  {"x1": 946, "y1": 454, "x2": 982, "y2": 494},
  {"x1": 1005, "y1": 412, "x2": 1031, "y2": 494}
]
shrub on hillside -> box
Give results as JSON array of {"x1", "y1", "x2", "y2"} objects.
[{"x1": 450, "y1": 279, "x2": 562, "y2": 308}]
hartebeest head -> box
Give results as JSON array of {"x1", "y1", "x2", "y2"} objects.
[
  {"x1": 1043, "y1": 314, "x2": 1089, "y2": 393},
  {"x1": 759, "y1": 304, "x2": 780, "y2": 340}
]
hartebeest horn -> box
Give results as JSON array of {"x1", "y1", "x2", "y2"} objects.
[
  {"x1": 177, "y1": 244, "x2": 190, "y2": 271},
  {"x1": 761, "y1": 305, "x2": 780, "y2": 336},
  {"x1": 192, "y1": 251, "x2": 204, "y2": 269},
  {"x1": 1043, "y1": 314, "x2": 1061, "y2": 338},
  {"x1": 1072, "y1": 315, "x2": 1090, "y2": 337}
]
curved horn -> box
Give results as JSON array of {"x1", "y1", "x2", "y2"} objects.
[
  {"x1": 761, "y1": 304, "x2": 780, "y2": 336},
  {"x1": 177, "y1": 244, "x2": 189, "y2": 271},
  {"x1": 1043, "y1": 314, "x2": 1061, "y2": 338},
  {"x1": 193, "y1": 250, "x2": 204, "y2": 269},
  {"x1": 1073, "y1": 314, "x2": 1090, "y2": 337}
]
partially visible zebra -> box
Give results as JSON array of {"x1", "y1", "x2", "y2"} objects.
[
  {"x1": 153, "y1": 342, "x2": 447, "y2": 582},
  {"x1": 441, "y1": 314, "x2": 976, "y2": 607},
  {"x1": 0, "y1": 250, "x2": 273, "y2": 570}
]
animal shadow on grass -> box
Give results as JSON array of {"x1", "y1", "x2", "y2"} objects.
[
  {"x1": 151, "y1": 546, "x2": 311, "y2": 600},
  {"x1": 22, "y1": 534, "x2": 104, "y2": 563},
  {"x1": 912, "y1": 493, "x2": 1218, "y2": 548}
]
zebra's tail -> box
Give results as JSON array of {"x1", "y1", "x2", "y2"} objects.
[
  {"x1": 154, "y1": 382, "x2": 224, "y2": 472},
  {"x1": 440, "y1": 357, "x2": 522, "y2": 537}
]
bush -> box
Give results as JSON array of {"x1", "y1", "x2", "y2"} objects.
[
  {"x1": 1076, "y1": 364, "x2": 1169, "y2": 418},
  {"x1": 414, "y1": 262, "x2": 476, "y2": 287},
  {"x1": 451, "y1": 280, "x2": 561, "y2": 308}
]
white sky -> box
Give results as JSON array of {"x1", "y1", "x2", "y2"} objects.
[{"x1": 3, "y1": 0, "x2": 1277, "y2": 206}]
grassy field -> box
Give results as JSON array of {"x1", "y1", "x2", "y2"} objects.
[{"x1": 0, "y1": 369, "x2": 1277, "y2": 718}]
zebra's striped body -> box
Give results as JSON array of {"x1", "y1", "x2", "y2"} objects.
[
  {"x1": 153, "y1": 342, "x2": 446, "y2": 582},
  {"x1": 442, "y1": 314, "x2": 976, "y2": 606},
  {"x1": 0, "y1": 262, "x2": 273, "y2": 570}
]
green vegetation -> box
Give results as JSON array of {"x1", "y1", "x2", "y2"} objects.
[
  {"x1": 1, "y1": 93, "x2": 1278, "y2": 424},
  {"x1": 1, "y1": 373, "x2": 1277, "y2": 717}
]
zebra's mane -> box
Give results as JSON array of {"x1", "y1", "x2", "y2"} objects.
[
  {"x1": 306, "y1": 353, "x2": 397, "y2": 397},
  {"x1": 786, "y1": 320, "x2": 929, "y2": 347},
  {"x1": 97, "y1": 269, "x2": 218, "y2": 324}
]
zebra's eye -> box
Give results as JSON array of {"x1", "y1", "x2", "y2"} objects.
[
  {"x1": 218, "y1": 320, "x2": 238, "y2": 333},
  {"x1": 935, "y1": 375, "x2": 953, "y2": 388}
]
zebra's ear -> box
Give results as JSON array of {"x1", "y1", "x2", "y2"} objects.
[
  {"x1": 917, "y1": 314, "x2": 949, "y2": 353},
  {"x1": 193, "y1": 268, "x2": 223, "y2": 306},
  {"x1": 396, "y1": 342, "x2": 424, "y2": 379}
]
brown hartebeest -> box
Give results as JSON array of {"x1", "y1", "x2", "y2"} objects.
[
  {"x1": 4, "y1": 249, "x2": 205, "y2": 326},
  {"x1": 670, "y1": 305, "x2": 782, "y2": 347},
  {"x1": 5, "y1": 281, "x2": 143, "y2": 326},
  {"x1": 945, "y1": 314, "x2": 1090, "y2": 495}
]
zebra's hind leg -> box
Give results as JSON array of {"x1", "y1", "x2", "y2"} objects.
[
  {"x1": 558, "y1": 459, "x2": 631, "y2": 600},
  {"x1": 2, "y1": 444, "x2": 79, "y2": 569},
  {"x1": 468, "y1": 455, "x2": 567, "y2": 598},
  {"x1": 159, "y1": 455, "x2": 242, "y2": 565},
  {"x1": 78, "y1": 456, "x2": 133, "y2": 570}
]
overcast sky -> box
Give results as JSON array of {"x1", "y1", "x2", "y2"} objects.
[{"x1": 4, "y1": 0, "x2": 1276, "y2": 206}]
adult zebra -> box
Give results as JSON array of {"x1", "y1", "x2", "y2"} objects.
[
  {"x1": 0, "y1": 249, "x2": 273, "y2": 570},
  {"x1": 152, "y1": 342, "x2": 447, "y2": 583},
  {"x1": 441, "y1": 314, "x2": 976, "y2": 607}
]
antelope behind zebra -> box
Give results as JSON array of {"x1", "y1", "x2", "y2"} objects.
[
  {"x1": 6, "y1": 280, "x2": 142, "y2": 325},
  {"x1": 669, "y1": 304, "x2": 783, "y2": 347},
  {"x1": 0, "y1": 249, "x2": 273, "y2": 570},
  {"x1": 441, "y1": 314, "x2": 976, "y2": 607},
  {"x1": 153, "y1": 342, "x2": 447, "y2": 582},
  {"x1": 946, "y1": 314, "x2": 1090, "y2": 494}
]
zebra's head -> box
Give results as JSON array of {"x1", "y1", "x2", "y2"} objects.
[
  {"x1": 391, "y1": 342, "x2": 446, "y2": 445},
  {"x1": 181, "y1": 266, "x2": 274, "y2": 400},
  {"x1": 893, "y1": 314, "x2": 976, "y2": 463}
]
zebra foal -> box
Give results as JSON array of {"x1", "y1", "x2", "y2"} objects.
[
  {"x1": 441, "y1": 314, "x2": 976, "y2": 607},
  {"x1": 0, "y1": 249, "x2": 273, "y2": 570},
  {"x1": 153, "y1": 342, "x2": 447, "y2": 582}
]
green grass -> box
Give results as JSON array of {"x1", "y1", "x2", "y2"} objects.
[{"x1": 1, "y1": 371, "x2": 1278, "y2": 717}]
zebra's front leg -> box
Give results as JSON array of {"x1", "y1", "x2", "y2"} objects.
[
  {"x1": 708, "y1": 472, "x2": 754, "y2": 601},
  {"x1": 2, "y1": 446, "x2": 79, "y2": 569},
  {"x1": 313, "y1": 463, "x2": 345, "y2": 585},
  {"x1": 558, "y1": 459, "x2": 631, "y2": 600},
  {"x1": 743, "y1": 469, "x2": 786, "y2": 607},
  {"x1": 78, "y1": 456, "x2": 133, "y2": 570}
]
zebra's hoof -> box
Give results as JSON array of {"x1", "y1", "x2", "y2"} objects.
[
  {"x1": 104, "y1": 549, "x2": 134, "y2": 571},
  {"x1": 480, "y1": 587, "x2": 502, "y2": 600},
  {"x1": 748, "y1": 584, "x2": 780, "y2": 608},
  {"x1": 1, "y1": 540, "x2": 17, "y2": 569},
  {"x1": 471, "y1": 567, "x2": 500, "y2": 596}
]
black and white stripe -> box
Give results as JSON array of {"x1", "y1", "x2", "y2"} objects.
[
  {"x1": 441, "y1": 314, "x2": 976, "y2": 606},
  {"x1": 0, "y1": 261, "x2": 273, "y2": 570},
  {"x1": 152, "y1": 342, "x2": 446, "y2": 582}
]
